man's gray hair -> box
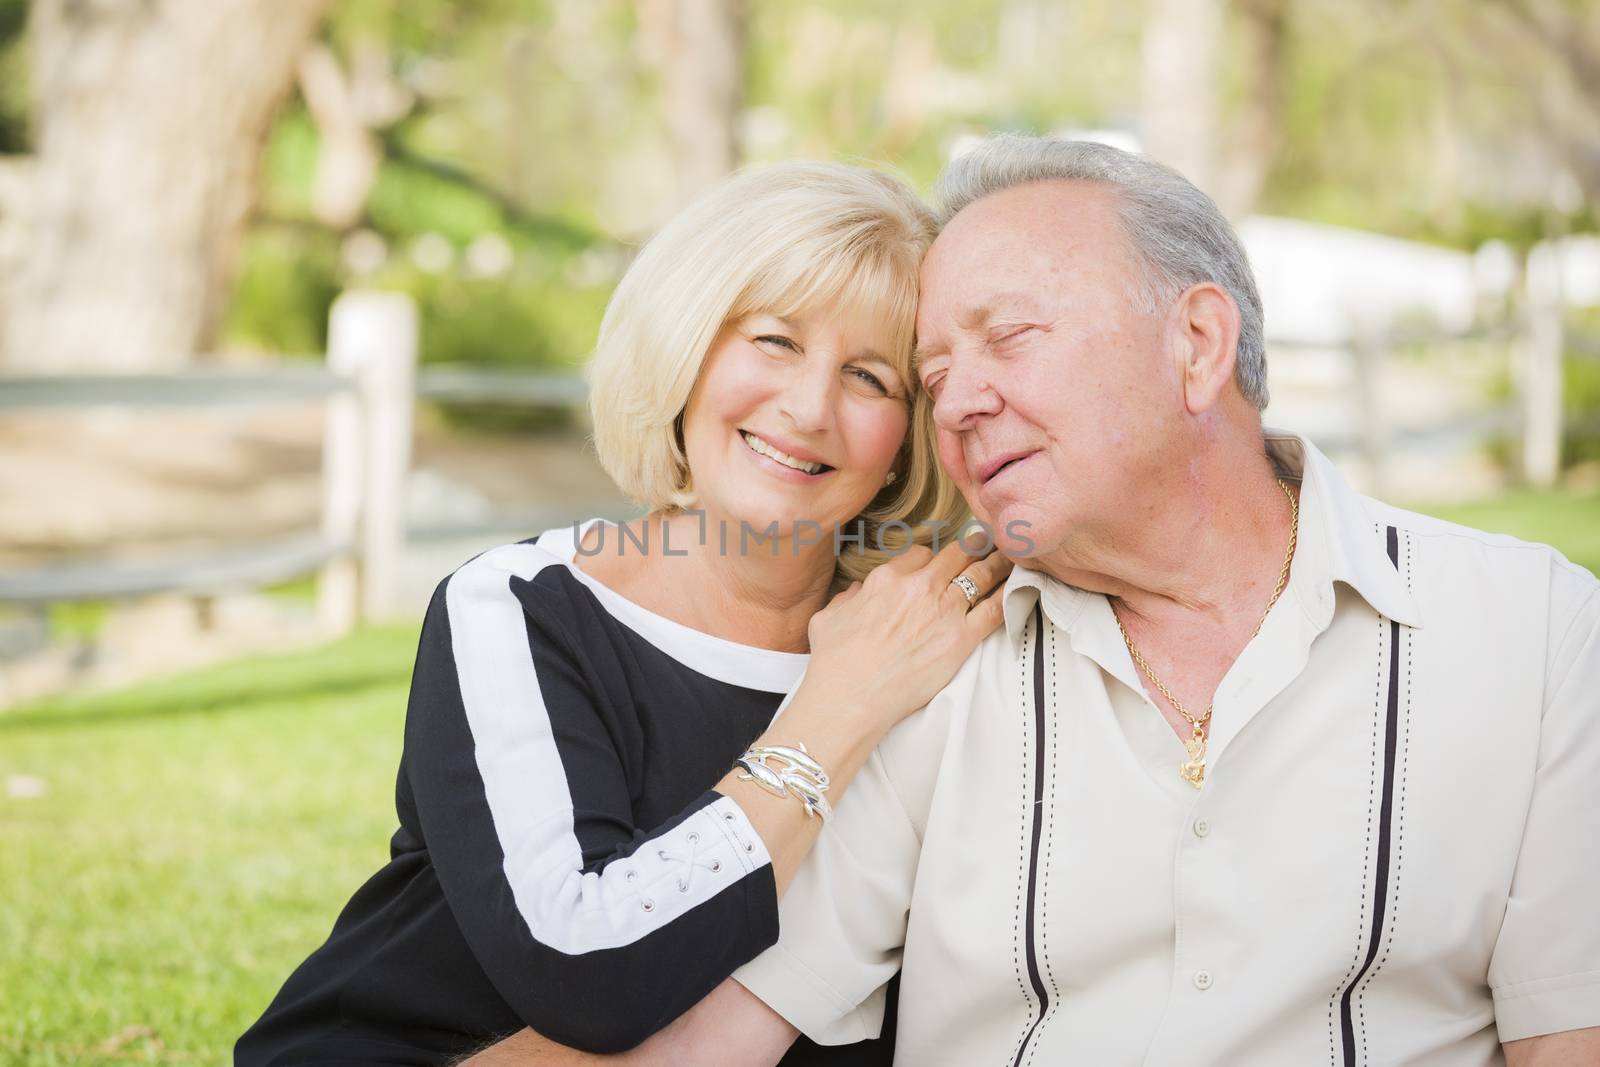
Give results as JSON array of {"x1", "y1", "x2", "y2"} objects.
[{"x1": 934, "y1": 134, "x2": 1268, "y2": 410}]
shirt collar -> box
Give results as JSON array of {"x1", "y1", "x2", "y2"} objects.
[
  {"x1": 999, "y1": 427, "x2": 1423, "y2": 653},
  {"x1": 1265, "y1": 430, "x2": 1423, "y2": 629}
]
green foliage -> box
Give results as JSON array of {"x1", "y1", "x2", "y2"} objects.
[
  {"x1": 227, "y1": 96, "x2": 613, "y2": 376},
  {"x1": 256, "y1": 109, "x2": 321, "y2": 222},
  {"x1": 1564, "y1": 311, "x2": 1600, "y2": 467},
  {"x1": 366, "y1": 156, "x2": 509, "y2": 246},
  {"x1": 397, "y1": 272, "x2": 606, "y2": 370},
  {"x1": 0, "y1": 0, "x2": 24, "y2": 40},
  {"x1": 0, "y1": 0, "x2": 29, "y2": 154},
  {"x1": 223, "y1": 228, "x2": 342, "y2": 356},
  {"x1": 204, "y1": 0, "x2": 1600, "y2": 376}
]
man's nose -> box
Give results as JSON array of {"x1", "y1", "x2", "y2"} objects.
[{"x1": 931, "y1": 354, "x2": 1002, "y2": 432}]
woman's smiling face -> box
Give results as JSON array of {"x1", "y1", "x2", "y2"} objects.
[{"x1": 679, "y1": 306, "x2": 911, "y2": 541}]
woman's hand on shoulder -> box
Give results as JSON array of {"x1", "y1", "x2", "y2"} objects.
[{"x1": 805, "y1": 538, "x2": 1012, "y2": 733}]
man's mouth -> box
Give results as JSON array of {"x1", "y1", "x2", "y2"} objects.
[
  {"x1": 741, "y1": 431, "x2": 834, "y2": 476},
  {"x1": 976, "y1": 450, "x2": 1037, "y2": 485}
]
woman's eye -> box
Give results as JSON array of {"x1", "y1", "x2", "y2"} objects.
[
  {"x1": 848, "y1": 367, "x2": 889, "y2": 394},
  {"x1": 754, "y1": 334, "x2": 797, "y2": 352}
]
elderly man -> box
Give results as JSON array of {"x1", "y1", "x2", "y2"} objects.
[{"x1": 474, "y1": 136, "x2": 1600, "y2": 1066}]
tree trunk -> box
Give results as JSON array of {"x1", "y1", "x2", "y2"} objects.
[
  {"x1": 0, "y1": 0, "x2": 331, "y2": 375},
  {"x1": 640, "y1": 0, "x2": 746, "y2": 206},
  {"x1": 1217, "y1": 0, "x2": 1290, "y2": 219},
  {"x1": 1140, "y1": 0, "x2": 1224, "y2": 197}
]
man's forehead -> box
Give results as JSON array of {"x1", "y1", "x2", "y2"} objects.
[
  {"x1": 917, "y1": 229, "x2": 1063, "y2": 335},
  {"x1": 917, "y1": 183, "x2": 1127, "y2": 328},
  {"x1": 926, "y1": 180, "x2": 1122, "y2": 267}
]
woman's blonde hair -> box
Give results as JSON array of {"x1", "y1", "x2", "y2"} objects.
[{"x1": 588, "y1": 160, "x2": 967, "y2": 583}]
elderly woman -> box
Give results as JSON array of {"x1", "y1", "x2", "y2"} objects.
[{"x1": 236, "y1": 161, "x2": 1008, "y2": 1067}]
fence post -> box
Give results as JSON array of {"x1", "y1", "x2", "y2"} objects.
[
  {"x1": 321, "y1": 290, "x2": 419, "y2": 626},
  {"x1": 1522, "y1": 245, "x2": 1565, "y2": 488}
]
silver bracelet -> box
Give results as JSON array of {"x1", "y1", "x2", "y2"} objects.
[{"x1": 734, "y1": 743, "x2": 833, "y2": 823}]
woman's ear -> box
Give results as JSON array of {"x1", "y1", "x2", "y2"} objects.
[{"x1": 1169, "y1": 282, "x2": 1241, "y2": 416}]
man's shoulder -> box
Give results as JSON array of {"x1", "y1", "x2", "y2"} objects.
[
  {"x1": 871, "y1": 625, "x2": 1016, "y2": 825},
  {"x1": 1361, "y1": 496, "x2": 1599, "y2": 665},
  {"x1": 1363, "y1": 495, "x2": 1597, "y2": 594},
  {"x1": 1369, "y1": 496, "x2": 1578, "y2": 563}
]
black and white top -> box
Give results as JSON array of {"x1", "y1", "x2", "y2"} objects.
[{"x1": 237, "y1": 519, "x2": 897, "y2": 1066}]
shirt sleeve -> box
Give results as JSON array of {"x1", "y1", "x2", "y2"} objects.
[
  {"x1": 1489, "y1": 578, "x2": 1600, "y2": 1043},
  {"x1": 403, "y1": 545, "x2": 779, "y2": 1053},
  {"x1": 733, "y1": 653, "x2": 973, "y2": 1045}
]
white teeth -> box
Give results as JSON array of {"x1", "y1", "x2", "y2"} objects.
[{"x1": 742, "y1": 431, "x2": 826, "y2": 474}]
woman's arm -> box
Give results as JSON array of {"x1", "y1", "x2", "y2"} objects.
[
  {"x1": 406, "y1": 548, "x2": 782, "y2": 1054},
  {"x1": 710, "y1": 540, "x2": 1008, "y2": 898},
  {"x1": 410, "y1": 541, "x2": 1006, "y2": 1054}
]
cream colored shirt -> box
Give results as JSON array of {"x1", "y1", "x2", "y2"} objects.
[{"x1": 735, "y1": 433, "x2": 1600, "y2": 1067}]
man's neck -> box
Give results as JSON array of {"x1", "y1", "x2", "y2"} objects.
[
  {"x1": 1028, "y1": 424, "x2": 1300, "y2": 735},
  {"x1": 1034, "y1": 427, "x2": 1296, "y2": 634}
]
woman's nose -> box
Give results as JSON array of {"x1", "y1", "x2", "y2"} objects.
[{"x1": 778, "y1": 363, "x2": 836, "y2": 434}]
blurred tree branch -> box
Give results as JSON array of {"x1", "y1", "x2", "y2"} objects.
[
  {"x1": 1498, "y1": 0, "x2": 1600, "y2": 104},
  {"x1": 297, "y1": 37, "x2": 412, "y2": 232},
  {"x1": 373, "y1": 125, "x2": 606, "y2": 251},
  {"x1": 1488, "y1": 0, "x2": 1600, "y2": 202}
]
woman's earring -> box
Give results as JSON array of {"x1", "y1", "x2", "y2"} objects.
[{"x1": 884, "y1": 470, "x2": 898, "y2": 486}]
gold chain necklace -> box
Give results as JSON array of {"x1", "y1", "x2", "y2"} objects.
[{"x1": 1114, "y1": 477, "x2": 1299, "y2": 788}]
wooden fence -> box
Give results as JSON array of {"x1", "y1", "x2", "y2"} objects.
[
  {"x1": 0, "y1": 291, "x2": 588, "y2": 638},
  {"x1": 2, "y1": 287, "x2": 1597, "y2": 633}
]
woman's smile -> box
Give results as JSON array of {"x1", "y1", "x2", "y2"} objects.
[{"x1": 739, "y1": 429, "x2": 837, "y2": 481}]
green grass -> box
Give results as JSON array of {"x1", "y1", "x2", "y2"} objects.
[
  {"x1": 1414, "y1": 486, "x2": 1600, "y2": 577},
  {"x1": 0, "y1": 486, "x2": 1595, "y2": 1065},
  {"x1": 0, "y1": 625, "x2": 420, "y2": 1067}
]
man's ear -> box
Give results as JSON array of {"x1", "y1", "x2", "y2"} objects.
[{"x1": 1168, "y1": 282, "x2": 1241, "y2": 415}]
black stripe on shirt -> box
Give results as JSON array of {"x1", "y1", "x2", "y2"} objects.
[
  {"x1": 1335, "y1": 525, "x2": 1403, "y2": 1066},
  {"x1": 1012, "y1": 603, "x2": 1051, "y2": 1067}
]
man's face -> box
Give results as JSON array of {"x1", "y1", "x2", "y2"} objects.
[{"x1": 914, "y1": 181, "x2": 1180, "y2": 561}]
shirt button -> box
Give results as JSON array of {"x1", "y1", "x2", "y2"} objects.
[
  {"x1": 1193, "y1": 970, "x2": 1214, "y2": 991},
  {"x1": 1193, "y1": 818, "x2": 1211, "y2": 838}
]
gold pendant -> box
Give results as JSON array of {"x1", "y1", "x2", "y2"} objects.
[{"x1": 1179, "y1": 730, "x2": 1206, "y2": 788}]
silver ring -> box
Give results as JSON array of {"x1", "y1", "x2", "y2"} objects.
[{"x1": 951, "y1": 573, "x2": 979, "y2": 607}]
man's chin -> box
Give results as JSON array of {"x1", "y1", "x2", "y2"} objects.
[{"x1": 968, "y1": 505, "x2": 1042, "y2": 558}]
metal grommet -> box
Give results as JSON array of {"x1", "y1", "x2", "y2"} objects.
[
  {"x1": 686, "y1": 832, "x2": 699, "y2": 844},
  {"x1": 723, "y1": 812, "x2": 736, "y2": 822},
  {"x1": 744, "y1": 843, "x2": 754, "y2": 853},
  {"x1": 677, "y1": 880, "x2": 689, "y2": 892},
  {"x1": 709, "y1": 860, "x2": 722, "y2": 873},
  {"x1": 657, "y1": 850, "x2": 668, "y2": 860},
  {"x1": 641, "y1": 899, "x2": 655, "y2": 912},
  {"x1": 624, "y1": 870, "x2": 637, "y2": 882}
]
